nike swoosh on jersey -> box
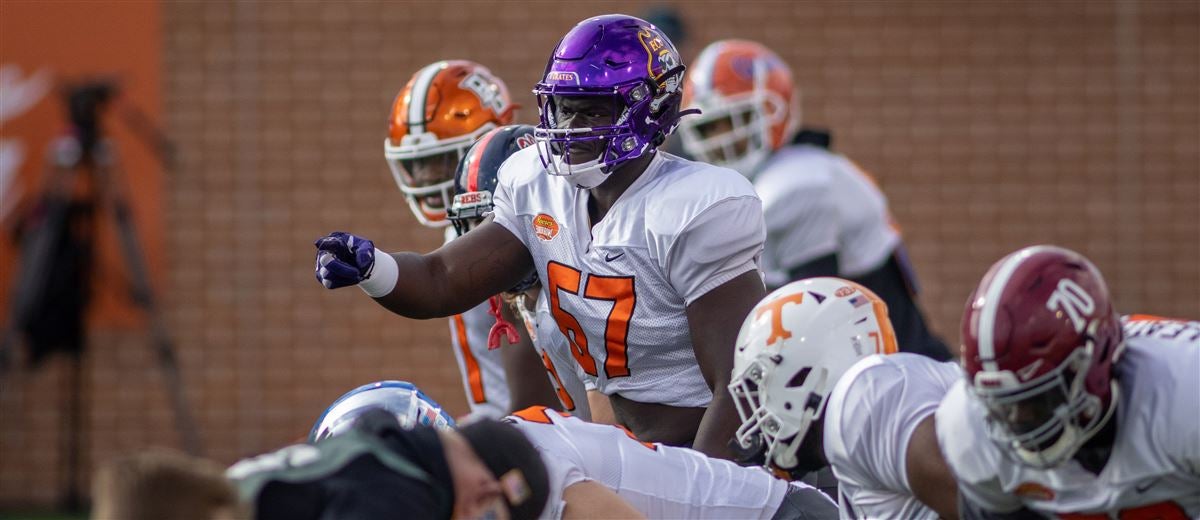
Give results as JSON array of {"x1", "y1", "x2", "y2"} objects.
[
  {"x1": 1135, "y1": 477, "x2": 1162, "y2": 493},
  {"x1": 605, "y1": 252, "x2": 625, "y2": 262}
]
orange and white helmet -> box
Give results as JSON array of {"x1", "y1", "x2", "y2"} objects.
[
  {"x1": 384, "y1": 60, "x2": 515, "y2": 227},
  {"x1": 679, "y1": 40, "x2": 799, "y2": 175},
  {"x1": 729, "y1": 278, "x2": 897, "y2": 476}
]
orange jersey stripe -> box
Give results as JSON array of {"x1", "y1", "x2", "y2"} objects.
[{"x1": 453, "y1": 314, "x2": 487, "y2": 404}]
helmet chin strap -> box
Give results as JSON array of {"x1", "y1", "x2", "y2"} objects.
[
  {"x1": 553, "y1": 147, "x2": 654, "y2": 190},
  {"x1": 552, "y1": 155, "x2": 607, "y2": 189},
  {"x1": 1014, "y1": 380, "x2": 1121, "y2": 468}
]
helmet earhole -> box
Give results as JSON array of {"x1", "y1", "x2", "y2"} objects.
[{"x1": 786, "y1": 366, "x2": 812, "y2": 388}]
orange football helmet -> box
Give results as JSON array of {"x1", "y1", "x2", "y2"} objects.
[
  {"x1": 679, "y1": 40, "x2": 799, "y2": 175},
  {"x1": 385, "y1": 60, "x2": 515, "y2": 227}
]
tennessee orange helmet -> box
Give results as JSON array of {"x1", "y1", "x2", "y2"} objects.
[
  {"x1": 679, "y1": 40, "x2": 799, "y2": 175},
  {"x1": 385, "y1": 60, "x2": 515, "y2": 227}
]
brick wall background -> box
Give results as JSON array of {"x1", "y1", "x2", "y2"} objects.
[{"x1": 2, "y1": 0, "x2": 1196, "y2": 508}]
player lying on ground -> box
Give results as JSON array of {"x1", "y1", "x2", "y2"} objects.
[
  {"x1": 315, "y1": 14, "x2": 768, "y2": 459},
  {"x1": 729, "y1": 277, "x2": 961, "y2": 519},
  {"x1": 311, "y1": 379, "x2": 839, "y2": 519},
  {"x1": 937, "y1": 245, "x2": 1200, "y2": 518},
  {"x1": 228, "y1": 404, "x2": 549, "y2": 520}
]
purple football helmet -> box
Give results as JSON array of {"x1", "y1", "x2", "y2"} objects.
[{"x1": 533, "y1": 14, "x2": 694, "y2": 189}]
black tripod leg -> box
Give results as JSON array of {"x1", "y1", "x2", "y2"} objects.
[
  {"x1": 62, "y1": 351, "x2": 84, "y2": 512},
  {"x1": 100, "y1": 165, "x2": 204, "y2": 457}
]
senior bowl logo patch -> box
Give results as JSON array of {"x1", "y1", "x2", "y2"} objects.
[
  {"x1": 835, "y1": 286, "x2": 857, "y2": 298},
  {"x1": 533, "y1": 213, "x2": 559, "y2": 241}
]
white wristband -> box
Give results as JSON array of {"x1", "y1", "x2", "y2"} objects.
[{"x1": 359, "y1": 248, "x2": 399, "y2": 298}]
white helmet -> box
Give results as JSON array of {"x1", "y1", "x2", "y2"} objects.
[{"x1": 729, "y1": 277, "x2": 898, "y2": 473}]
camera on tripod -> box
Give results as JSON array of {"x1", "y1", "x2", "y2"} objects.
[
  {"x1": 49, "y1": 79, "x2": 120, "y2": 170},
  {"x1": 0, "y1": 75, "x2": 201, "y2": 511}
]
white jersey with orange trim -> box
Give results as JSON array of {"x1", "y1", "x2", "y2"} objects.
[
  {"x1": 444, "y1": 227, "x2": 510, "y2": 418},
  {"x1": 935, "y1": 316, "x2": 1200, "y2": 517},
  {"x1": 530, "y1": 291, "x2": 593, "y2": 420},
  {"x1": 492, "y1": 148, "x2": 764, "y2": 407},
  {"x1": 506, "y1": 406, "x2": 801, "y2": 520},
  {"x1": 823, "y1": 353, "x2": 961, "y2": 519},
  {"x1": 753, "y1": 144, "x2": 900, "y2": 286}
]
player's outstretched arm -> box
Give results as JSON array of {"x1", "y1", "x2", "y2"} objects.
[
  {"x1": 688, "y1": 270, "x2": 767, "y2": 460},
  {"x1": 906, "y1": 415, "x2": 960, "y2": 520},
  {"x1": 314, "y1": 221, "x2": 534, "y2": 319}
]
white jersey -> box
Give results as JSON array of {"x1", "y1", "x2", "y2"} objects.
[
  {"x1": 507, "y1": 406, "x2": 798, "y2": 520},
  {"x1": 936, "y1": 316, "x2": 1200, "y2": 517},
  {"x1": 493, "y1": 148, "x2": 764, "y2": 407},
  {"x1": 824, "y1": 353, "x2": 961, "y2": 520},
  {"x1": 753, "y1": 144, "x2": 900, "y2": 286},
  {"x1": 444, "y1": 227, "x2": 510, "y2": 418},
  {"x1": 532, "y1": 291, "x2": 593, "y2": 421}
]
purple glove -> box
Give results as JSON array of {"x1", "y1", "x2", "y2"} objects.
[{"x1": 314, "y1": 231, "x2": 376, "y2": 289}]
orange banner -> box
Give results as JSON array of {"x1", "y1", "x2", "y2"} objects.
[{"x1": 0, "y1": 0, "x2": 164, "y2": 330}]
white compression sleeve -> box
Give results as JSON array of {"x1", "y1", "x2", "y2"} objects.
[{"x1": 359, "y1": 248, "x2": 399, "y2": 298}]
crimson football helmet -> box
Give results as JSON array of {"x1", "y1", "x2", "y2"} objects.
[
  {"x1": 385, "y1": 60, "x2": 516, "y2": 227},
  {"x1": 961, "y1": 245, "x2": 1124, "y2": 468}
]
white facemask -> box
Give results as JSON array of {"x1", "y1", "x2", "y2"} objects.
[
  {"x1": 536, "y1": 136, "x2": 611, "y2": 189},
  {"x1": 551, "y1": 156, "x2": 608, "y2": 189}
]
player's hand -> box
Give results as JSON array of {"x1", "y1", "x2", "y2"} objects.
[{"x1": 314, "y1": 231, "x2": 376, "y2": 289}]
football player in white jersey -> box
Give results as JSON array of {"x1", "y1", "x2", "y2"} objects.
[
  {"x1": 448, "y1": 124, "x2": 594, "y2": 421},
  {"x1": 729, "y1": 277, "x2": 961, "y2": 519},
  {"x1": 936, "y1": 245, "x2": 1200, "y2": 519},
  {"x1": 506, "y1": 405, "x2": 838, "y2": 520},
  {"x1": 379, "y1": 60, "x2": 529, "y2": 418},
  {"x1": 315, "y1": 15, "x2": 767, "y2": 458},
  {"x1": 678, "y1": 39, "x2": 951, "y2": 361},
  {"x1": 308, "y1": 380, "x2": 838, "y2": 519}
]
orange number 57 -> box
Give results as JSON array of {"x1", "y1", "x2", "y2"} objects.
[{"x1": 547, "y1": 261, "x2": 636, "y2": 379}]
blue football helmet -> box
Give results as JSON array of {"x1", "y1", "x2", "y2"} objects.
[{"x1": 309, "y1": 380, "x2": 455, "y2": 442}]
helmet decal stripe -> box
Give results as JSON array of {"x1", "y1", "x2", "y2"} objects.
[
  {"x1": 977, "y1": 245, "x2": 1055, "y2": 371},
  {"x1": 408, "y1": 61, "x2": 445, "y2": 136},
  {"x1": 466, "y1": 126, "x2": 502, "y2": 192}
]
